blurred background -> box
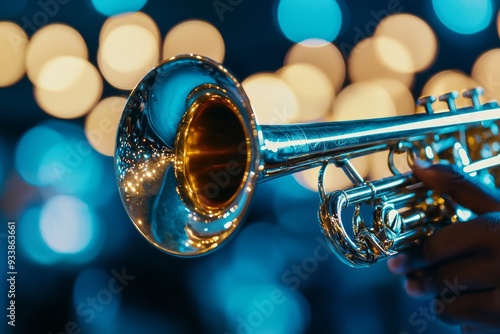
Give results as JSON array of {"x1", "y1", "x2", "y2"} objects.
[{"x1": 1, "y1": 0, "x2": 500, "y2": 333}]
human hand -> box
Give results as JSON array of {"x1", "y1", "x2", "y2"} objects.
[{"x1": 387, "y1": 162, "x2": 500, "y2": 328}]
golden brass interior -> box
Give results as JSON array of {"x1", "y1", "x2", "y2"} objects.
[{"x1": 176, "y1": 94, "x2": 250, "y2": 214}]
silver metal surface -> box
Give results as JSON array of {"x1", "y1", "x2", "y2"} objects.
[{"x1": 115, "y1": 54, "x2": 500, "y2": 267}]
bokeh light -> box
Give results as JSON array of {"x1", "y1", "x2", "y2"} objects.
[
  {"x1": 162, "y1": 20, "x2": 225, "y2": 63},
  {"x1": 19, "y1": 198, "x2": 102, "y2": 265},
  {"x1": 375, "y1": 14, "x2": 438, "y2": 72},
  {"x1": 91, "y1": 0, "x2": 148, "y2": 16},
  {"x1": 15, "y1": 124, "x2": 65, "y2": 187},
  {"x1": 277, "y1": 0, "x2": 342, "y2": 43},
  {"x1": 190, "y1": 257, "x2": 234, "y2": 321},
  {"x1": 35, "y1": 57, "x2": 103, "y2": 118},
  {"x1": 25, "y1": 24, "x2": 88, "y2": 86},
  {"x1": 223, "y1": 283, "x2": 310, "y2": 334},
  {"x1": 85, "y1": 97, "x2": 127, "y2": 156},
  {"x1": 348, "y1": 37, "x2": 414, "y2": 87},
  {"x1": 36, "y1": 56, "x2": 86, "y2": 91},
  {"x1": 285, "y1": 39, "x2": 345, "y2": 93},
  {"x1": 102, "y1": 26, "x2": 156, "y2": 73},
  {"x1": 191, "y1": 245, "x2": 311, "y2": 334},
  {"x1": 73, "y1": 268, "x2": 121, "y2": 327},
  {"x1": 420, "y1": 70, "x2": 484, "y2": 112},
  {"x1": 471, "y1": 48, "x2": 500, "y2": 102},
  {"x1": 371, "y1": 79, "x2": 415, "y2": 116},
  {"x1": 231, "y1": 222, "x2": 296, "y2": 283},
  {"x1": 271, "y1": 175, "x2": 320, "y2": 235},
  {"x1": 40, "y1": 195, "x2": 97, "y2": 254},
  {"x1": 98, "y1": 23, "x2": 159, "y2": 90},
  {"x1": 14, "y1": 121, "x2": 113, "y2": 206},
  {"x1": 242, "y1": 73, "x2": 298, "y2": 124},
  {"x1": 19, "y1": 205, "x2": 62, "y2": 265},
  {"x1": 373, "y1": 36, "x2": 414, "y2": 74},
  {"x1": 99, "y1": 11, "x2": 160, "y2": 45},
  {"x1": 332, "y1": 82, "x2": 398, "y2": 120},
  {"x1": 0, "y1": 22, "x2": 28, "y2": 87},
  {"x1": 432, "y1": 0, "x2": 493, "y2": 34},
  {"x1": 277, "y1": 63, "x2": 333, "y2": 121}
]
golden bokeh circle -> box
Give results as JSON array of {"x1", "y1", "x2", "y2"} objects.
[
  {"x1": 371, "y1": 79, "x2": 415, "y2": 116},
  {"x1": 376, "y1": 14, "x2": 438, "y2": 72},
  {"x1": 99, "y1": 11, "x2": 160, "y2": 45},
  {"x1": 373, "y1": 36, "x2": 414, "y2": 74},
  {"x1": 348, "y1": 37, "x2": 414, "y2": 87},
  {"x1": 277, "y1": 63, "x2": 334, "y2": 122},
  {"x1": 242, "y1": 73, "x2": 299, "y2": 125},
  {"x1": 98, "y1": 24, "x2": 159, "y2": 90},
  {"x1": 0, "y1": 21, "x2": 28, "y2": 87},
  {"x1": 37, "y1": 56, "x2": 87, "y2": 91},
  {"x1": 471, "y1": 48, "x2": 500, "y2": 102},
  {"x1": 332, "y1": 82, "x2": 397, "y2": 121},
  {"x1": 35, "y1": 57, "x2": 103, "y2": 119},
  {"x1": 26, "y1": 24, "x2": 88, "y2": 86},
  {"x1": 162, "y1": 20, "x2": 225, "y2": 63},
  {"x1": 285, "y1": 39, "x2": 346, "y2": 93},
  {"x1": 85, "y1": 97, "x2": 127, "y2": 156}
]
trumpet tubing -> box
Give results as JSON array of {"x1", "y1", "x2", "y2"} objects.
[{"x1": 115, "y1": 54, "x2": 500, "y2": 267}]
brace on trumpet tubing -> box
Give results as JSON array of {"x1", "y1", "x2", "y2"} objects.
[{"x1": 114, "y1": 54, "x2": 500, "y2": 267}]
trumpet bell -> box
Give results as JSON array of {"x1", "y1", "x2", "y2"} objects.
[{"x1": 115, "y1": 54, "x2": 261, "y2": 256}]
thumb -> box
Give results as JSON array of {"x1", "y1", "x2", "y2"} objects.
[{"x1": 412, "y1": 161, "x2": 500, "y2": 215}]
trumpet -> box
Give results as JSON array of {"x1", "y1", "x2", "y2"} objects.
[{"x1": 114, "y1": 54, "x2": 500, "y2": 267}]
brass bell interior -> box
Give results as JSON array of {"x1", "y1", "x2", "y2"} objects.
[{"x1": 175, "y1": 93, "x2": 251, "y2": 214}]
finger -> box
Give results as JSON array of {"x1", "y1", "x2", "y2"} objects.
[
  {"x1": 388, "y1": 213, "x2": 500, "y2": 274},
  {"x1": 388, "y1": 220, "x2": 487, "y2": 274},
  {"x1": 387, "y1": 254, "x2": 408, "y2": 274},
  {"x1": 412, "y1": 162, "x2": 500, "y2": 215},
  {"x1": 404, "y1": 255, "x2": 498, "y2": 297},
  {"x1": 434, "y1": 288, "x2": 500, "y2": 328}
]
